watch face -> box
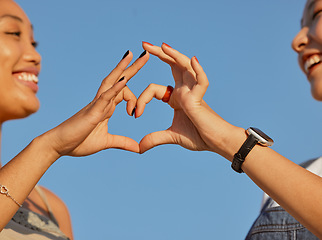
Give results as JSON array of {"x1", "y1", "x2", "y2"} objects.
[{"x1": 247, "y1": 127, "x2": 274, "y2": 147}]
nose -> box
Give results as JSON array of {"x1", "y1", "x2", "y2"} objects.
[
  {"x1": 23, "y1": 44, "x2": 42, "y2": 66},
  {"x1": 292, "y1": 27, "x2": 309, "y2": 53}
]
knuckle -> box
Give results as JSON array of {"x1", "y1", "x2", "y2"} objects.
[{"x1": 148, "y1": 83, "x2": 157, "y2": 89}]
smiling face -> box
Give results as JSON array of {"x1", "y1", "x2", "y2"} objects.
[
  {"x1": 0, "y1": 0, "x2": 41, "y2": 122},
  {"x1": 292, "y1": 0, "x2": 322, "y2": 101}
]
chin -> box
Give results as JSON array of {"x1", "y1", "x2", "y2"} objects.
[
  {"x1": 311, "y1": 86, "x2": 322, "y2": 101},
  {"x1": 21, "y1": 101, "x2": 40, "y2": 117},
  {"x1": 18, "y1": 93, "x2": 40, "y2": 116},
  {"x1": 1, "y1": 100, "x2": 40, "y2": 122},
  {"x1": 312, "y1": 92, "x2": 322, "y2": 101}
]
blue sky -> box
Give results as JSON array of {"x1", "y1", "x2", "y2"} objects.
[{"x1": 2, "y1": 0, "x2": 321, "y2": 239}]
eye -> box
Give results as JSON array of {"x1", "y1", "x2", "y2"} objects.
[
  {"x1": 5, "y1": 31, "x2": 21, "y2": 37},
  {"x1": 312, "y1": 9, "x2": 322, "y2": 20},
  {"x1": 32, "y1": 41, "x2": 38, "y2": 48}
]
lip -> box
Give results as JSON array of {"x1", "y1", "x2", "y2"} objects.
[
  {"x1": 12, "y1": 67, "x2": 40, "y2": 76},
  {"x1": 301, "y1": 52, "x2": 322, "y2": 75},
  {"x1": 12, "y1": 67, "x2": 40, "y2": 93}
]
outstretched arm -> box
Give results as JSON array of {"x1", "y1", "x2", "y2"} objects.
[
  {"x1": 138, "y1": 42, "x2": 322, "y2": 238},
  {"x1": 0, "y1": 50, "x2": 149, "y2": 231}
]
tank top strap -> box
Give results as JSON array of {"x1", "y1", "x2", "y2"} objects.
[{"x1": 34, "y1": 185, "x2": 59, "y2": 226}]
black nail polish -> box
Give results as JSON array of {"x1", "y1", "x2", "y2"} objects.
[
  {"x1": 122, "y1": 50, "x2": 129, "y2": 60},
  {"x1": 131, "y1": 107, "x2": 136, "y2": 117},
  {"x1": 118, "y1": 76, "x2": 125, "y2": 82},
  {"x1": 138, "y1": 50, "x2": 146, "y2": 58}
]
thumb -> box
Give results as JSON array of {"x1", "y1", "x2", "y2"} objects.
[
  {"x1": 108, "y1": 135, "x2": 140, "y2": 153},
  {"x1": 139, "y1": 130, "x2": 175, "y2": 154}
]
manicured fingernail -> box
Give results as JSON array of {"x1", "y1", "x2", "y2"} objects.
[
  {"x1": 139, "y1": 50, "x2": 147, "y2": 58},
  {"x1": 122, "y1": 50, "x2": 129, "y2": 60},
  {"x1": 143, "y1": 41, "x2": 153, "y2": 46},
  {"x1": 118, "y1": 76, "x2": 125, "y2": 82},
  {"x1": 194, "y1": 56, "x2": 199, "y2": 63},
  {"x1": 131, "y1": 107, "x2": 136, "y2": 117},
  {"x1": 162, "y1": 42, "x2": 172, "y2": 48}
]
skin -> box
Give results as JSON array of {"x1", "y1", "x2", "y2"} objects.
[
  {"x1": 292, "y1": 0, "x2": 322, "y2": 101},
  {"x1": 1, "y1": 0, "x2": 320, "y2": 238},
  {"x1": 137, "y1": 2, "x2": 322, "y2": 236},
  {"x1": 0, "y1": 0, "x2": 149, "y2": 239},
  {"x1": 0, "y1": 0, "x2": 41, "y2": 122}
]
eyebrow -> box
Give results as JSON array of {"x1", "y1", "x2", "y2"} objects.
[
  {"x1": 0, "y1": 14, "x2": 34, "y2": 30},
  {"x1": 301, "y1": 0, "x2": 320, "y2": 27},
  {"x1": 0, "y1": 14, "x2": 23, "y2": 23}
]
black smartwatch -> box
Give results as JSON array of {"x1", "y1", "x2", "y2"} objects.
[{"x1": 231, "y1": 127, "x2": 274, "y2": 173}]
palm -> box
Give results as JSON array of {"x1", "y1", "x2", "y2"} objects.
[
  {"x1": 170, "y1": 62, "x2": 209, "y2": 147},
  {"x1": 68, "y1": 94, "x2": 136, "y2": 156},
  {"x1": 67, "y1": 115, "x2": 113, "y2": 157},
  {"x1": 47, "y1": 50, "x2": 149, "y2": 157},
  {"x1": 139, "y1": 42, "x2": 211, "y2": 153},
  {"x1": 169, "y1": 108, "x2": 208, "y2": 151}
]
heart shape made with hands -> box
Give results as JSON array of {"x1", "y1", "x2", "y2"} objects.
[
  {"x1": 111, "y1": 83, "x2": 174, "y2": 154},
  {"x1": 110, "y1": 54, "x2": 208, "y2": 155},
  {"x1": 48, "y1": 43, "x2": 210, "y2": 159},
  {"x1": 94, "y1": 47, "x2": 178, "y2": 155}
]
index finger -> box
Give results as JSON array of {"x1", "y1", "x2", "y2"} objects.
[
  {"x1": 121, "y1": 49, "x2": 150, "y2": 84},
  {"x1": 142, "y1": 42, "x2": 176, "y2": 66},
  {"x1": 95, "y1": 50, "x2": 134, "y2": 99},
  {"x1": 96, "y1": 50, "x2": 150, "y2": 100}
]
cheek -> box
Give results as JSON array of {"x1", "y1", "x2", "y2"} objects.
[
  {"x1": 0, "y1": 42, "x2": 22, "y2": 89},
  {"x1": 0, "y1": 42, "x2": 39, "y2": 120},
  {"x1": 312, "y1": 20, "x2": 322, "y2": 41},
  {"x1": 0, "y1": 39, "x2": 21, "y2": 66}
]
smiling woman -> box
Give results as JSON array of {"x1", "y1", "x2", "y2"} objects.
[
  {"x1": 0, "y1": 0, "x2": 149, "y2": 239},
  {"x1": 0, "y1": 10, "x2": 41, "y2": 121},
  {"x1": 293, "y1": 0, "x2": 322, "y2": 101},
  {"x1": 131, "y1": 0, "x2": 322, "y2": 238}
]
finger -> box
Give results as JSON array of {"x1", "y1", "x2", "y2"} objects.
[
  {"x1": 139, "y1": 130, "x2": 174, "y2": 154},
  {"x1": 135, "y1": 84, "x2": 168, "y2": 118},
  {"x1": 120, "y1": 50, "x2": 150, "y2": 83},
  {"x1": 93, "y1": 77, "x2": 128, "y2": 114},
  {"x1": 108, "y1": 134, "x2": 140, "y2": 153},
  {"x1": 121, "y1": 86, "x2": 137, "y2": 116},
  {"x1": 161, "y1": 43, "x2": 193, "y2": 71},
  {"x1": 94, "y1": 50, "x2": 134, "y2": 99},
  {"x1": 191, "y1": 56, "x2": 209, "y2": 99},
  {"x1": 142, "y1": 41, "x2": 176, "y2": 66}
]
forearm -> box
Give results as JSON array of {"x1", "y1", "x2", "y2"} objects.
[
  {"x1": 243, "y1": 147, "x2": 322, "y2": 238},
  {"x1": 186, "y1": 104, "x2": 322, "y2": 237},
  {"x1": 201, "y1": 111, "x2": 322, "y2": 237},
  {"x1": 0, "y1": 134, "x2": 59, "y2": 230}
]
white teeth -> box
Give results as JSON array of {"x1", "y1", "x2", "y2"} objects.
[
  {"x1": 16, "y1": 72, "x2": 38, "y2": 83},
  {"x1": 304, "y1": 55, "x2": 322, "y2": 73}
]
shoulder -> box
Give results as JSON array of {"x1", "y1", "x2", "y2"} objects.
[
  {"x1": 38, "y1": 186, "x2": 69, "y2": 212},
  {"x1": 300, "y1": 156, "x2": 322, "y2": 176},
  {"x1": 38, "y1": 186, "x2": 74, "y2": 240}
]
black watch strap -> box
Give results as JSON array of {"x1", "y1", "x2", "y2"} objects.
[{"x1": 231, "y1": 134, "x2": 258, "y2": 173}]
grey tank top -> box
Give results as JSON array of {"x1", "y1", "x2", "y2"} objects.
[{"x1": 0, "y1": 186, "x2": 69, "y2": 240}]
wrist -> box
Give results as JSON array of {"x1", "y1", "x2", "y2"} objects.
[
  {"x1": 211, "y1": 125, "x2": 247, "y2": 162},
  {"x1": 184, "y1": 102, "x2": 247, "y2": 159},
  {"x1": 33, "y1": 133, "x2": 61, "y2": 165}
]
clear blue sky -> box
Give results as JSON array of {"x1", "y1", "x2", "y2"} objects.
[{"x1": 2, "y1": 0, "x2": 321, "y2": 239}]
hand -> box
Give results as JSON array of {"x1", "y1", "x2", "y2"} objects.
[
  {"x1": 137, "y1": 42, "x2": 239, "y2": 156},
  {"x1": 44, "y1": 50, "x2": 149, "y2": 156},
  {"x1": 136, "y1": 43, "x2": 210, "y2": 153}
]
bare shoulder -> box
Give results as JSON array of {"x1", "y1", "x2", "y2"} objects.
[{"x1": 38, "y1": 186, "x2": 74, "y2": 240}]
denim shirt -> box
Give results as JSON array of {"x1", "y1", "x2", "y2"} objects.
[
  {"x1": 245, "y1": 157, "x2": 322, "y2": 240},
  {"x1": 245, "y1": 197, "x2": 319, "y2": 239}
]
